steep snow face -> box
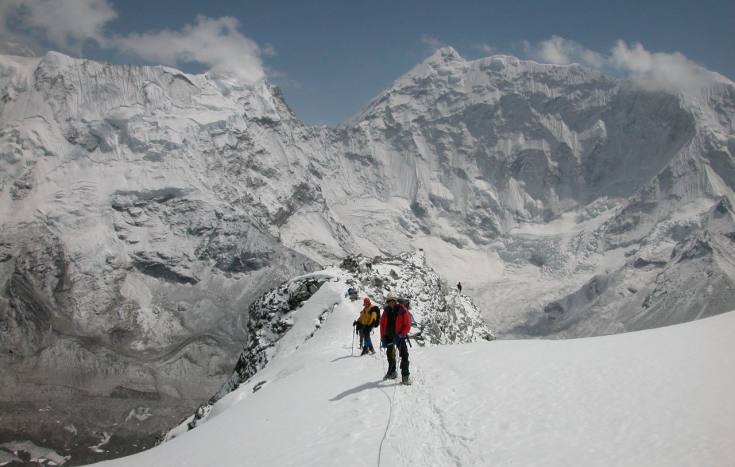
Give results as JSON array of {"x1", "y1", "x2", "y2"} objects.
[
  {"x1": 0, "y1": 52, "x2": 315, "y2": 343},
  {"x1": 325, "y1": 47, "x2": 735, "y2": 339},
  {"x1": 336, "y1": 47, "x2": 706, "y2": 238},
  {"x1": 0, "y1": 52, "x2": 325, "y2": 464},
  {"x1": 95, "y1": 280, "x2": 735, "y2": 467}
]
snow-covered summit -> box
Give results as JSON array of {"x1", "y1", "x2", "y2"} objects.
[{"x1": 349, "y1": 46, "x2": 615, "y2": 127}]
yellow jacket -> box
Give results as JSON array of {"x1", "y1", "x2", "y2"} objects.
[{"x1": 358, "y1": 306, "x2": 377, "y2": 327}]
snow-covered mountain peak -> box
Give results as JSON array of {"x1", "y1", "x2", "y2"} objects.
[
  {"x1": 351, "y1": 48, "x2": 618, "y2": 128},
  {"x1": 0, "y1": 48, "x2": 325, "y2": 463},
  {"x1": 423, "y1": 45, "x2": 465, "y2": 65},
  {"x1": 399, "y1": 46, "x2": 466, "y2": 79},
  {"x1": 0, "y1": 49, "x2": 288, "y2": 126},
  {"x1": 330, "y1": 45, "x2": 735, "y2": 339},
  {"x1": 37, "y1": 49, "x2": 80, "y2": 69}
]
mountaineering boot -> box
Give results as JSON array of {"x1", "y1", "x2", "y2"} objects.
[
  {"x1": 401, "y1": 375, "x2": 412, "y2": 385},
  {"x1": 384, "y1": 371, "x2": 398, "y2": 380},
  {"x1": 360, "y1": 348, "x2": 369, "y2": 356},
  {"x1": 369, "y1": 349, "x2": 376, "y2": 355}
]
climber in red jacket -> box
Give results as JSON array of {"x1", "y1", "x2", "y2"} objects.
[{"x1": 380, "y1": 291, "x2": 412, "y2": 385}]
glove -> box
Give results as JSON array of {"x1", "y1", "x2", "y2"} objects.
[
  {"x1": 380, "y1": 337, "x2": 389, "y2": 349},
  {"x1": 353, "y1": 320, "x2": 357, "y2": 326},
  {"x1": 394, "y1": 335, "x2": 406, "y2": 346}
]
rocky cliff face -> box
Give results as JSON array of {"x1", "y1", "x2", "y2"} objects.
[{"x1": 0, "y1": 47, "x2": 734, "y2": 464}]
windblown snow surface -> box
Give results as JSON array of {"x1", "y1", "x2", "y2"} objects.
[{"x1": 92, "y1": 271, "x2": 735, "y2": 467}]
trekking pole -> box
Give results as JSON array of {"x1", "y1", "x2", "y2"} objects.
[{"x1": 352, "y1": 324, "x2": 355, "y2": 356}]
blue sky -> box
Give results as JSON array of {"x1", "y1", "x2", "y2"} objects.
[{"x1": 1, "y1": 0, "x2": 733, "y2": 125}]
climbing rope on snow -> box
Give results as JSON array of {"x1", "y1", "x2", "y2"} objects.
[
  {"x1": 377, "y1": 343, "x2": 408, "y2": 467},
  {"x1": 376, "y1": 376, "x2": 397, "y2": 467}
]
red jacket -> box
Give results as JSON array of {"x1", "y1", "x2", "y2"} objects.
[{"x1": 380, "y1": 303, "x2": 411, "y2": 339}]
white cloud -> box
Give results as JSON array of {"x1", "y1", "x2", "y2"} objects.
[
  {"x1": 0, "y1": 1, "x2": 269, "y2": 83},
  {"x1": 0, "y1": 0, "x2": 116, "y2": 52},
  {"x1": 523, "y1": 36, "x2": 724, "y2": 94},
  {"x1": 113, "y1": 15, "x2": 265, "y2": 83},
  {"x1": 267, "y1": 67, "x2": 302, "y2": 90},
  {"x1": 524, "y1": 35, "x2": 605, "y2": 69},
  {"x1": 610, "y1": 40, "x2": 721, "y2": 94},
  {"x1": 473, "y1": 43, "x2": 496, "y2": 56},
  {"x1": 420, "y1": 34, "x2": 446, "y2": 51},
  {"x1": 261, "y1": 43, "x2": 276, "y2": 57}
]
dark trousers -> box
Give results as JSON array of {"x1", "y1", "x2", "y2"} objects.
[
  {"x1": 386, "y1": 340, "x2": 409, "y2": 376},
  {"x1": 360, "y1": 327, "x2": 374, "y2": 350}
]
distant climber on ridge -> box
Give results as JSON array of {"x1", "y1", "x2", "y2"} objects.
[
  {"x1": 457, "y1": 281, "x2": 462, "y2": 293},
  {"x1": 356, "y1": 297, "x2": 378, "y2": 355},
  {"x1": 380, "y1": 291, "x2": 412, "y2": 384}
]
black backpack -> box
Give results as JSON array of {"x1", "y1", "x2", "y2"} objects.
[{"x1": 370, "y1": 305, "x2": 381, "y2": 327}]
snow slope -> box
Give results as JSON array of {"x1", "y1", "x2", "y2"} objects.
[{"x1": 93, "y1": 274, "x2": 735, "y2": 467}]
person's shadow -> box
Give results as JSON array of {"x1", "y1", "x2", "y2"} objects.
[
  {"x1": 330, "y1": 355, "x2": 360, "y2": 362},
  {"x1": 329, "y1": 380, "x2": 395, "y2": 401}
]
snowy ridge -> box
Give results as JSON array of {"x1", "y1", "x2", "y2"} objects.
[
  {"x1": 96, "y1": 293, "x2": 735, "y2": 466},
  {"x1": 171, "y1": 250, "x2": 493, "y2": 435},
  {"x1": 180, "y1": 272, "x2": 334, "y2": 432},
  {"x1": 338, "y1": 251, "x2": 494, "y2": 344}
]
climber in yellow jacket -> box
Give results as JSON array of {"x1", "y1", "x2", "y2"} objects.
[{"x1": 356, "y1": 297, "x2": 379, "y2": 355}]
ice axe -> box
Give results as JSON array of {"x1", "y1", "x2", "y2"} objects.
[{"x1": 351, "y1": 323, "x2": 356, "y2": 356}]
